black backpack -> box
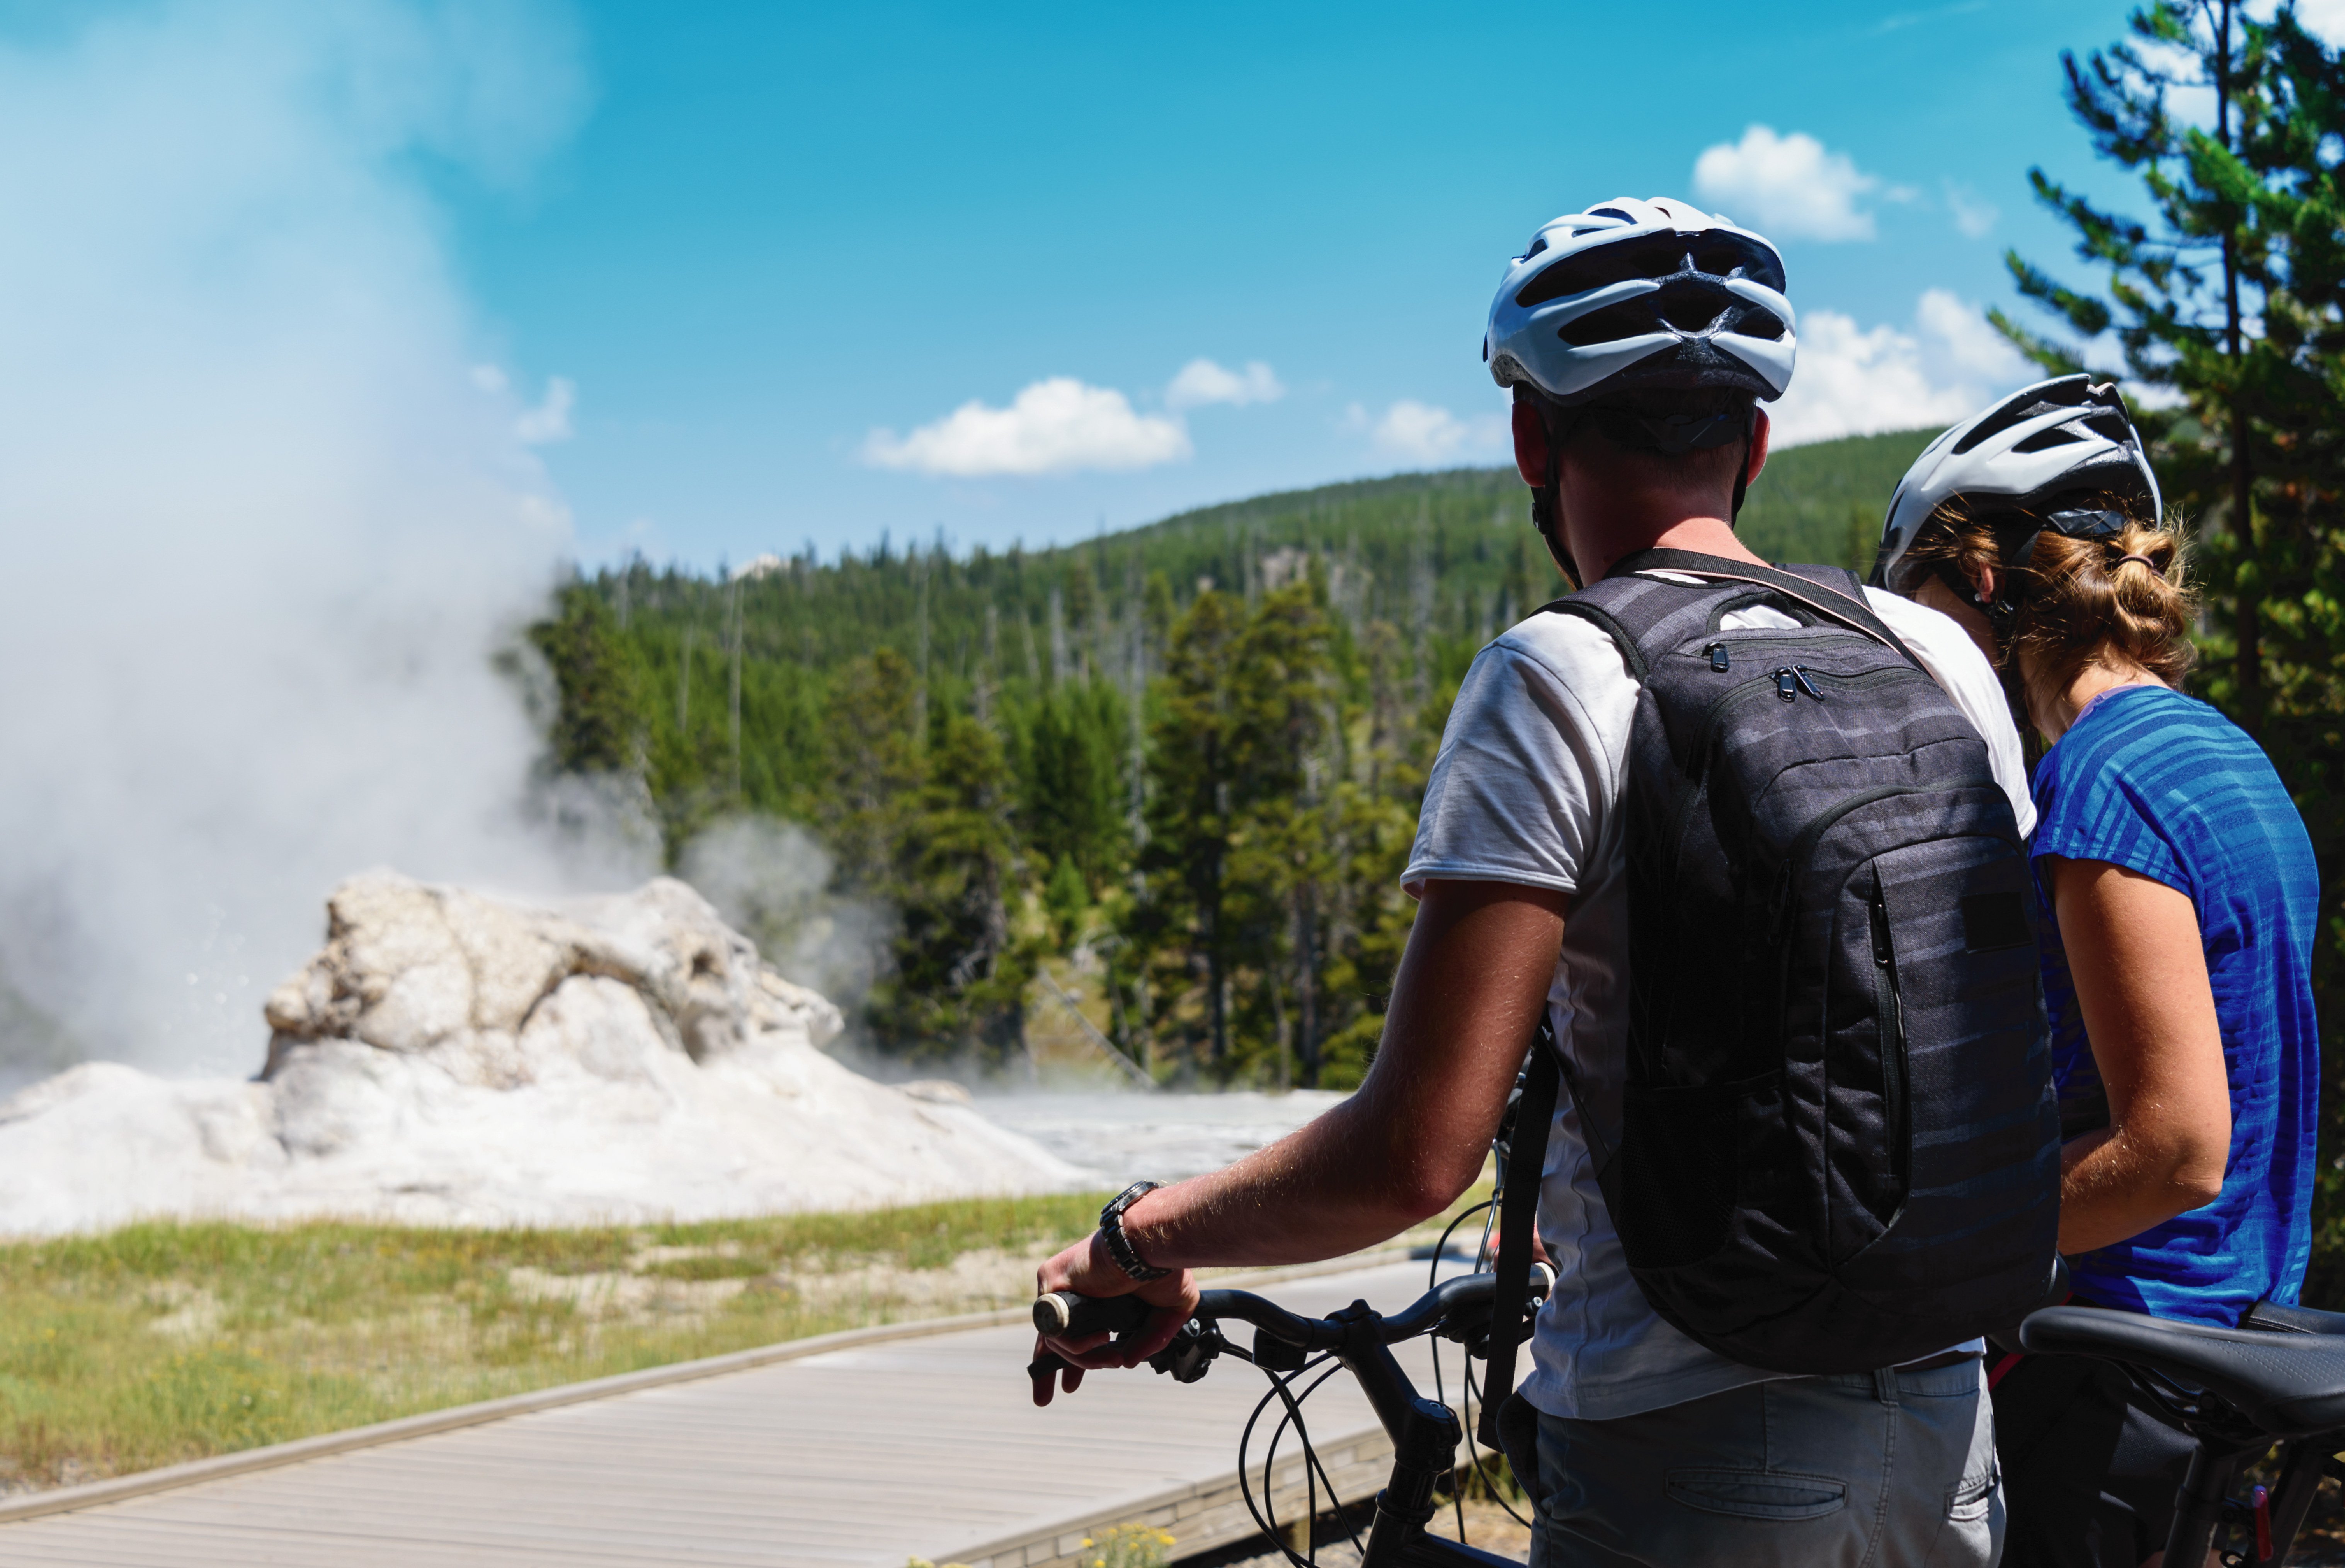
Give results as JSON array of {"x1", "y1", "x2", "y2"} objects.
[{"x1": 1479, "y1": 549, "x2": 2059, "y2": 1409}]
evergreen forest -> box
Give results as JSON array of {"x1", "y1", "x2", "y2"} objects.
[{"x1": 528, "y1": 430, "x2": 1933, "y2": 1089}]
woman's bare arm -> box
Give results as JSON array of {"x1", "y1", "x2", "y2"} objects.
[{"x1": 2050, "y1": 857, "x2": 2231, "y2": 1256}]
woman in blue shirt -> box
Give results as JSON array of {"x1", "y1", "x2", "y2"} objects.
[{"x1": 1874, "y1": 377, "x2": 2321, "y2": 1568}]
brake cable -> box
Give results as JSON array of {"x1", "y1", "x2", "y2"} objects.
[
  {"x1": 1238, "y1": 1354, "x2": 1360, "y2": 1568},
  {"x1": 1424, "y1": 1196, "x2": 1498, "y2": 1545},
  {"x1": 1418, "y1": 1197, "x2": 1535, "y2": 1538}
]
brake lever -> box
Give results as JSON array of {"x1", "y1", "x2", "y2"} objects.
[{"x1": 1149, "y1": 1319, "x2": 1224, "y2": 1384}]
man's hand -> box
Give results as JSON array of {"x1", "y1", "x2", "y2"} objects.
[{"x1": 1030, "y1": 1228, "x2": 1199, "y2": 1407}]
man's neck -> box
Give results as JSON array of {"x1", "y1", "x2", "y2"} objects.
[{"x1": 1575, "y1": 513, "x2": 1763, "y2": 584}]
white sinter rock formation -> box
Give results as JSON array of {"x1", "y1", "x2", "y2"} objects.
[{"x1": 0, "y1": 871, "x2": 1082, "y2": 1234}]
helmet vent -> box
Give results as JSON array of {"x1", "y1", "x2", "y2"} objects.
[
  {"x1": 1515, "y1": 229, "x2": 1786, "y2": 311},
  {"x1": 1557, "y1": 298, "x2": 1661, "y2": 347},
  {"x1": 2013, "y1": 427, "x2": 2083, "y2": 453}
]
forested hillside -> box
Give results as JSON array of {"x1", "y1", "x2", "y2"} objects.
[{"x1": 531, "y1": 427, "x2": 1935, "y2": 1086}]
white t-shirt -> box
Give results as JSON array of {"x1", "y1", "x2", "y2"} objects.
[{"x1": 1401, "y1": 579, "x2": 2034, "y2": 1422}]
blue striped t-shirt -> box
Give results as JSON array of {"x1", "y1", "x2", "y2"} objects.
[{"x1": 2031, "y1": 684, "x2": 2320, "y2": 1326}]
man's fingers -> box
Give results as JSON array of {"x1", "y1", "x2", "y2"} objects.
[
  {"x1": 1028, "y1": 1362, "x2": 1088, "y2": 1405},
  {"x1": 1122, "y1": 1308, "x2": 1190, "y2": 1364}
]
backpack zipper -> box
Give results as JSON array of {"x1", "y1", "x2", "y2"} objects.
[
  {"x1": 1666, "y1": 667, "x2": 1935, "y2": 885},
  {"x1": 1772, "y1": 666, "x2": 1825, "y2": 701},
  {"x1": 1870, "y1": 890, "x2": 1909, "y2": 1191},
  {"x1": 1767, "y1": 782, "x2": 1944, "y2": 942}
]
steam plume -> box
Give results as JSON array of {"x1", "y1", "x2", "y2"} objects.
[{"x1": 0, "y1": 1, "x2": 631, "y2": 1081}]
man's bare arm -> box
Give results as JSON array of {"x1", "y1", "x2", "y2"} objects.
[
  {"x1": 1030, "y1": 879, "x2": 1565, "y2": 1401},
  {"x1": 1125, "y1": 880, "x2": 1567, "y2": 1265}
]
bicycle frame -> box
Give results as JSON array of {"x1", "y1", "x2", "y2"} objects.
[{"x1": 1314, "y1": 1304, "x2": 1519, "y2": 1567}]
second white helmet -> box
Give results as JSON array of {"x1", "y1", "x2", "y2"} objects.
[
  {"x1": 1871, "y1": 375, "x2": 2162, "y2": 592},
  {"x1": 1485, "y1": 197, "x2": 1796, "y2": 407}
]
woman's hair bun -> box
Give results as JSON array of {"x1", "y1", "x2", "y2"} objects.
[
  {"x1": 1895, "y1": 493, "x2": 2196, "y2": 698},
  {"x1": 2022, "y1": 515, "x2": 2195, "y2": 690}
]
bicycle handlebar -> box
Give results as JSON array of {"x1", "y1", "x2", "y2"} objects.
[
  {"x1": 1033, "y1": 1263, "x2": 1557, "y2": 1352},
  {"x1": 1032, "y1": 1291, "x2": 1151, "y2": 1338}
]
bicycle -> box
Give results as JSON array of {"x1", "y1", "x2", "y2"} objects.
[{"x1": 2015, "y1": 1295, "x2": 2345, "y2": 1566}]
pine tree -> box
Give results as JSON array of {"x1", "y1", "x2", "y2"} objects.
[
  {"x1": 866, "y1": 705, "x2": 1036, "y2": 1066},
  {"x1": 528, "y1": 582, "x2": 644, "y2": 775},
  {"x1": 819, "y1": 648, "x2": 922, "y2": 891},
  {"x1": 1130, "y1": 590, "x2": 1242, "y2": 1071}
]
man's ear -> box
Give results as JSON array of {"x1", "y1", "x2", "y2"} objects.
[
  {"x1": 1511, "y1": 399, "x2": 1549, "y2": 489},
  {"x1": 1745, "y1": 406, "x2": 1772, "y2": 489}
]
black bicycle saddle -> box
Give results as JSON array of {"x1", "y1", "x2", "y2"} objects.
[
  {"x1": 2021, "y1": 1305, "x2": 2345, "y2": 1437},
  {"x1": 2243, "y1": 1300, "x2": 2345, "y2": 1336}
]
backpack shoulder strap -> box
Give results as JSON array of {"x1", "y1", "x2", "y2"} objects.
[
  {"x1": 1540, "y1": 596, "x2": 1648, "y2": 683},
  {"x1": 1537, "y1": 569, "x2": 1736, "y2": 685},
  {"x1": 1608, "y1": 548, "x2": 1925, "y2": 671},
  {"x1": 1478, "y1": 1016, "x2": 1564, "y2": 1451}
]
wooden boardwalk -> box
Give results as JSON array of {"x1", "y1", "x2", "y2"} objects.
[{"x1": 0, "y1": 1258, "x2": 1460, "y2": 1567}]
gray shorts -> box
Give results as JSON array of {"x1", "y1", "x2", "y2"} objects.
[{"x1": 1525, "y1": 1358, "x2": 2003, "y2": 1568}]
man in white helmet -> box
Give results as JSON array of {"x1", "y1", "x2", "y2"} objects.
[{"x1": 1028, "y1": 200, "x2": 2035, "y2": 1567}]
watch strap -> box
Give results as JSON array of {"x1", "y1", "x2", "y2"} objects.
[{"x1": 1098, "y1": 1181, "x2": 1168, "y2": 1283}]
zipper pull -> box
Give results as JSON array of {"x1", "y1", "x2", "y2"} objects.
[
  {"x1": 1870, "y1": 895, "x2": 1892, "y2": 966},
  {"x1": 1774, "y1": 667, "x2": 1799, "y2": 701},
  {"x1": 1706, "y1": 642, "x2": 1730, "y2": 672},
  {"x1": 1793, "y1": 666, "x2": 1825, "y2": 700}
]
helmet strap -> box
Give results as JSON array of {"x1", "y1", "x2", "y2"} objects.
[
  {"x1": 1530, "y1": 401, "x2": 1585, "y2": 589},
  {"x1": 1531, "y1": 487, "x2": 1581, "y2": 589},
  {"x1": 1935, "y1": 559, "x2": 2022, "y2": 645},
  {"x1": 1728, "y1": 405, "x2": 1758, "y2": 523}
]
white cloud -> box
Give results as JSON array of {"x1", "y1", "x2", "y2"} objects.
[
  {"x1": 1352, "y1": 399, "x2": 1507, "y2": 465},
  {"x1": 1768, "y1": 289, "x2": 2034, "y2": 446},
  {"x1": 1165, "y1": 357, "x2": 1284, "y2": 410},
  {"x1": 863, "y1": 377, "x2": 1191, "y2": 477},
  {"x1": 1692, "y1": 125, "x2": 1884, "y2": 242},
  {"x1": 1914, "y1": 288, "x2": 2030, "y2": 381},
  {"x1": 1943, "y1": 181, "x2": 2000, "y2": 239},
  {"x1": 514, "y1": 375, "x2": 575, "y2": 444},
  {"x1": 2294, "y1": 0, "x2": 2345, "y2": 46},
  {"x1": 473, "y1": 364, "x2": 575, "y2": 444}
]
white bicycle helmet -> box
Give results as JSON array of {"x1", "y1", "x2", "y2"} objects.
[
  {"x1": 1485, "y1": 197, "x2": 1797, "y2": 414},
  {"x1": 1872, "y1": 374, "x2": 2161, "y2": 593}
]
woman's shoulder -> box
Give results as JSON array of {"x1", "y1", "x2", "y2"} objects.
[
  {"x1": 2034, "y1": 685, "x2": 2304, "y2": 864},
  {"x1": 2043, "y1": 685, "x2": 2260, "y2": 787}
]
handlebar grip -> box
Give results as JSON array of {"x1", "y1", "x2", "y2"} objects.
[{"x1": 1033, "y1": 1291, "x2": 1152, "y2": 1338}]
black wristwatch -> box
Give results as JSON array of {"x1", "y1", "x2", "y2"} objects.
[{"x1": 1098, "y1": 1181, "x2": 1169, "y2": 1283}]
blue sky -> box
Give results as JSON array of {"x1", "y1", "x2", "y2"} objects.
[{"x1": 437, "y1": 0, "x2": 2156, "y2": 568}]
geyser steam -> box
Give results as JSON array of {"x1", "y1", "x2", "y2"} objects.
[{"x1": 0, "y1": 1, "x2": 630, "y2": 1080}]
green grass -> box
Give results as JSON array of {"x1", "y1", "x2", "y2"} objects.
[
  {"x1": 0, "y1": 1193, "x2": 1112, "y2": 1491},
  {"x1": 0, "y1": 1184, "x2": 1500, "y2": 1493}
]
